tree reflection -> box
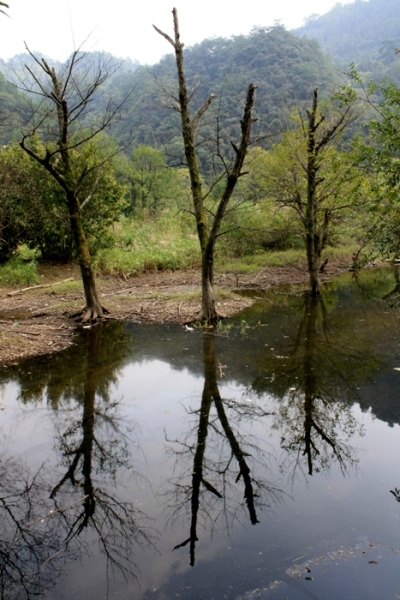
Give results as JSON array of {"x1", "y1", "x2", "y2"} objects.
[
  {"x1": 0, "y1": 458, "x2": 82, "y2": 599},
  {"x1": 49, "y1": 324, "x2": 153, "y2": 581},
  {"x1": 11, "y1": 321, "x2": 133, "y2": 408},
  {"x1": 166, "y1": 333, "x2": 283, "y2": 566},
  {"x1": 0, "y1": 323, "x2": 153, "y2": 597},
  {"x1": 286, "y1": 296, "x2": 358, "y2": 476},
  {"x1": 383, "y1": 265, "x2": 400, "y2": 304},
  {"x1": 390, "y1": 487, "x2": 400, "y2": 502},
  {"x1": 251, "y1": 295, "x2": 370, "y2": 480}
]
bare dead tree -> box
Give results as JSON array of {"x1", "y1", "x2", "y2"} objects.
[
  {"x1": 0, "y1": 2, "x2": 9, "y2": 16},
  {"x1": 19, "y1": 45, "x2": 123, "y2": 321},
  {"x1": 154, "y1": 9, "x2": 257, "y2": 324}
]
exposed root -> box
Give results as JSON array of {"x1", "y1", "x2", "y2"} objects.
[
  {"x1": 70, "y1": 305, "x2": 110, "y2": 323},
  {"x1": 183, "y1": 310, "x2": 222, "y2": 329}
]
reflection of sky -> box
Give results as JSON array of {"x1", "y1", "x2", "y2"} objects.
[
  {"x1": 1, "y1": 380, "x2": 54, "y2": 465},
  {"x1": 4, "y1": 355, "x2": 400, "y2": 599}
]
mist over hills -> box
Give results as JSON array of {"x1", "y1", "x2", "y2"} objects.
[{"x1": 295, "y1": 0, "x2": 400, "y2": 81}]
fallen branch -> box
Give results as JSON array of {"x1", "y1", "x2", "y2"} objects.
[
  {"x1": 17, "y1": 330, "x2": 41, "y2": 336},
  {"x1": 7, "y1": 278, "x2": 74, "y2": 297}
]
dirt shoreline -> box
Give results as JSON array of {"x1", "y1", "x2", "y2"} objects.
[{"x1": 0, "y1": 260, "x2": 352, "y2": 366}]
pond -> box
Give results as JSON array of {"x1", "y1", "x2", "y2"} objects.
[{"x1": 1, "y1": 267, "x2": 400, "y2": 599}]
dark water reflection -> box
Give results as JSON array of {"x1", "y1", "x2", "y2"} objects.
[{"x1": 2, "y1": 268, "x2": 400, "y2": 598}]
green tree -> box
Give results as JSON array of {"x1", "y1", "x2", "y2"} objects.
[
  {"x1": 154, "y1": 9, "x2": 256, "y2": 323},
  {"x1": 360, "y1": 79, "x2": 400, "y2": 258},
  {"x1": 0, "y1": 138, "x2": 125, "y2": 263},
  {"x1": 125, "y1": 144, "x2": 178, "y2": 214},
  {"x1": 254, "y1": 89, "x2": 361, "y2": 295},
  {"x1": 20, "y1": 47, "x2": 123, "y2": 321}
]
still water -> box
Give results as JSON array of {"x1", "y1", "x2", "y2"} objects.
[{"x1": 2, "y1": 268, "x2": 400, "y2": 599}]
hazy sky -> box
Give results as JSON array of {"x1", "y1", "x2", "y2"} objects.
[{"x1": 0, "y1": 0, "x2": 355, "y2": 64}]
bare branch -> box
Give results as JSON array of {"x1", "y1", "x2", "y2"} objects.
[
  {"x1": 0, "y1": 1, "x2": 9, "y2": 16},
  {"x1": 152, "y1": 24, "x2": 176, "y2": 49},
  {"x1": 192, "y1": 94, "x2": 217, "y2": 129}
]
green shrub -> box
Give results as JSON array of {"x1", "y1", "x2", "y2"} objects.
[
  {"x1": 217, "y1": 201, "x2": 302, "y2": 257},
  {"x1": 0, "y1": 257, "x2": 40, "y2": 286}
]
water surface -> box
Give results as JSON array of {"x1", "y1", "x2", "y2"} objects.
[{"x1": 1, "y1": 268, "x2": 400, "y2": 599}]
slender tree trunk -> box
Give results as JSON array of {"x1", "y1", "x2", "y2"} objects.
[
  {"x1": 306, "y1": 89, "x2": 320, "y2": 297},
  {"x1": 201, "y1": 245, "x2": 216, "y2": 323},
  {"x1": 167, "y1": 9, "x2": 216, "y2": 322},
  {"x1": 67, "y1": 192, "x2": 106, "y2": 321}
]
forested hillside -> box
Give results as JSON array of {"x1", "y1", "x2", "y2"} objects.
[
  {"x1": 0, "y1": 71, "x2": 30, "y2": 145},
  {"x1": 0, "y1": 25, "x2": 338, "y2": 154},
  {"x1": 102, "y1": 25, "x2": 338, "y2": 154},
  {"x1": 294, "y1": 0, "x2": 400, "y2": 82}
]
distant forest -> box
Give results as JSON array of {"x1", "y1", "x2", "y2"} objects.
[
  {"x1": 295, "y1": 0, "x2": 400, "y2": 81},
  {"x1": 2, "y1": 0, "x2": 400, "y2": 153},
  {"x1": 0, "y1": 26, "x2": 338, "y2": 154}
]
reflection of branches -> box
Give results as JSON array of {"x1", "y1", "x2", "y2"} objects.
[
  {"x1": 390, "y1": 487, "x2": 400, "y2": 502},
  {"x1": 49, "y1": 324, "x2": 154, "y2": 581},
  {"x1": 0, "y1": 322, "x2": 154, "y2": 596},
  {"x1": 276, "y1": 296, "x2": 360, "y2": 479},
  {"x1": 0, "y1": 460, "x2": 73, "y2": 600},
  {"x1": 167, "y1": 333, "x2": 283, "y2": 566}
]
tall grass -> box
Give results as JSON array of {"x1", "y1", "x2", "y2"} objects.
[
  {"x1": 93, "y1": 211, "x2": 359, "y2": 277},
  {"x1": 93, "y1": 214, "x2": 200, "y2": 275},
  {"x1": 0, "y1": 257, "x2": 40, "y2": 286}
]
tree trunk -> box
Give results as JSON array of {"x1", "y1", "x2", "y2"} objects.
[
  {"x1": 305, "y1": 163, "x2": 320, "y2": 297},
  {"x1": 306, "y1": 230, "x2": 320, "y2": 296},
  {"x1": 306, "y1": 89, "x2": 320, "y2": 297},
  {"x1": 167, "y1": 9, "x2": 217, "y2": 322},
  {"x1": 199, "y1": 238, "x2": 217, "y2": 323},
  {"x1": 67, "y1": 192, "x2": 106, "y2": 321}
]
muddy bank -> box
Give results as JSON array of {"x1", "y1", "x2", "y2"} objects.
[{"x1": 0, "y1": 260, "x2": 352, "y2": 365}]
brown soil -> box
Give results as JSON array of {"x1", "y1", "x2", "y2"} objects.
[{"x1": 0, "y1": 259, "x2": 351, "y2": 365}]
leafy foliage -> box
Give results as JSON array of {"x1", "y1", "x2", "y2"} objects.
[
  {"x1": 123, "y1": 145, "x2": 182, "y2": 214},
  {"x1": 242, "y1": 97, "x2": 365, "y2": 266},
  {"x1": 0, "y1": 138, "x2": 125, "y2": 262},
  {"x1": 360, "y1": 80, "x2": 400, "y2": 257},
  {"x1": 0, "y1": 72, "x2": 31, "y2": 146}
]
